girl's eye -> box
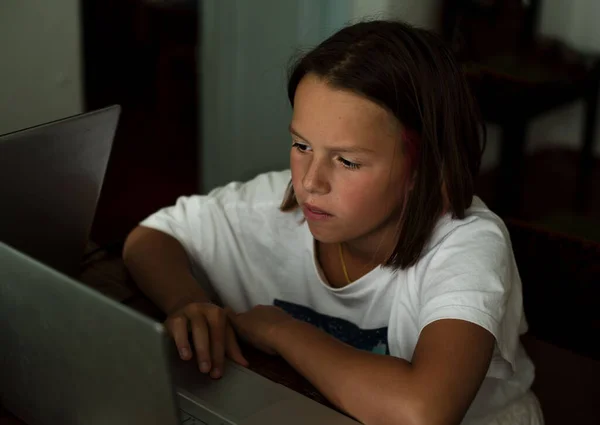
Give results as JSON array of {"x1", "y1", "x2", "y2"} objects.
[
  {"x1": 292, "y1": 141, "x2": 360, "y2": 169},
  {"x1": 292, "y1": 141, "x2": 311, "y2": 153},
  {"x1": 337, "y1": 156, "x2": 361, "y2": 170}
]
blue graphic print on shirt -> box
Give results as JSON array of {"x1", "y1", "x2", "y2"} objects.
[{"x1": 274, "y1": 299, "x2": 389, "y2": 355}]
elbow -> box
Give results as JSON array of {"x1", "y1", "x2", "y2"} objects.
[
  {"x1": 379, "y1": 403, "x2": 426, "y2": 425},
  {"x1": 361, "y1": 396, "x2": 449, "y2": 425},
  {"x1": 122, "y1": 225, "x2": 146, "y2": 264},
  {"x1": 122, "y1": 229, "x2": 137, "y2": 263},
  {"x1": 400, "y1": 402, "x2": 441, "y2": 425}
]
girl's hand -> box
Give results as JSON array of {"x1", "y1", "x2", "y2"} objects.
[
  {"x1": 164, "y1": 300, "x2": 249, "y2": 379},
  {"x1": 226, "y1": 305, "x2": 296, "y2": 355}
]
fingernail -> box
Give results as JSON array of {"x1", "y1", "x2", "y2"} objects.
[
  {"x1": 179, "y1": 347, "x2": 190, "y2": 358},
  {"x1": 210, "y1": 368, "x2": 221, "y2": 378},
  {"x1": 200, "y1": 361, "x2": 211, "y2": 373}
]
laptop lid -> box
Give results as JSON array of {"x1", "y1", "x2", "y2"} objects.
[
  {"x1": 0, "y1": 241, "x2": 180, "y2": 425},
  {"x1": 0, "y1": 105, "x2": 120, "y2": 276}
]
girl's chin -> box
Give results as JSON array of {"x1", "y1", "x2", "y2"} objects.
[{"x1": 307, "y1": 224, "x2": 348, "y2": 245}]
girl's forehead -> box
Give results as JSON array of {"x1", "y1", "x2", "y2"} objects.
[{"x1": 292, "y1": 75, "x2": 402, "y2": 147}]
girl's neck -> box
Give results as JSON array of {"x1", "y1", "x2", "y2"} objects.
[{"x1": 342, "y1": 228, "x2": 398, "y2": 268}]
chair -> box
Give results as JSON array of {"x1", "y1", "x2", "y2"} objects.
[{"x1": 442, "y1": 0, "x2": 600, "y2": 217}]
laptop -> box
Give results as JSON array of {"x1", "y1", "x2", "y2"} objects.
[
  {"x1": 0, "y1": 106, "x2": 120, "y2": 276},
  {"x1": 0, "y1": 242, "x2": 359, "y2": 425}
]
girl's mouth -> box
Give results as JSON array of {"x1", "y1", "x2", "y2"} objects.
[{"x1": 302, "y1": 203, "x2": 333, "y2": 221}]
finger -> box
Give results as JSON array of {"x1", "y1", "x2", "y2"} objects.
[
  {"x1": 225, "y1": 322, "x2": 249, "y2": 367},
  {"x1": 205, "y1": 308, "x2": 226, "y2": 379},
  {"x1": 190, "y1": 315, "x2": 212, "y2": 374},
  {"x1": 167, "y1": 316, "x2": 193, "y2": 361}
]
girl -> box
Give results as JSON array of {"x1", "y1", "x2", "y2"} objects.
[{"x1": 123, "y1": 20, "x2": 543, "y2": 425}]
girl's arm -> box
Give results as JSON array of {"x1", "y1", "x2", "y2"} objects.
[
  {"x1": 271, "y1": 317, "x2": 494, "y2": 425},
  {"x1": 123, "y1": 225, "x2": 210, "y2": 313},
  {"x1": 123, "y1": 226, "x2": 248, "y2": 376}
]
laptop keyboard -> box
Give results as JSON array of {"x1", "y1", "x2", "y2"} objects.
[{"x1": 180, "y1": 409, "x2": 208, "y2": 425}]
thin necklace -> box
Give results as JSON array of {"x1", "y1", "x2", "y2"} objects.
[{"x1": 338, "y1": 243, "x2": 352, "y2": 284}]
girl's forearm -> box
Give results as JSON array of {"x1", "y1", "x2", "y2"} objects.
[{"x1": 271, "y1": 320, "x2": 417, "y2": 425}]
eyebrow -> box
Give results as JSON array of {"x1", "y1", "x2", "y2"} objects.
[{"x1": 288, "y1": 125, "x2": 376, "y2": 154}]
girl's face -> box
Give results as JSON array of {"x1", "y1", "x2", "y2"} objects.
[{"x1": 290, "y1": 74, "x2": 407, "y2": 246}]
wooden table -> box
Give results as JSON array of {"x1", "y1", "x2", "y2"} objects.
[{"x1": 0, "y1": 245, "x2": 334, "y2": 424}]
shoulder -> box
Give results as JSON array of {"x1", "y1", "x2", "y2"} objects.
[
  {"x1": 140, "y1": 169, "x2": 295, "y2": 237},
  {"x1": 414, "y1": 196, "x2": 518, "y2": 309},
  {"x1": 425, "y1": 196, "x2": 511, "y2": 263},
  {"x1": 204, "y1": 169, "x2": 304, "y2": 243},
  {"x1": 204, "y1": 169, "x2": 292, "y2": 209}
]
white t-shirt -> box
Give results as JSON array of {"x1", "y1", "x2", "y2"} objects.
[{"x1": 140, "y1": 170, "x2": 542, "y2": 425}]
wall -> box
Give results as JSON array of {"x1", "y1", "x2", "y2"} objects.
[
  {"x1": 540, "y1": 0, "x2": 600, "y2": 52},
  {"x1": 0, "y1": 0, "x2": 83, "y2": 135},
  {"x1": 524, "y1": 0, "x2": 600, "y2": 159},
  {"x1": 352, "y1": 0, "x2": 442, "y2": 29},
  {"x1": 199, "y1": 0, "x2": 353, "y2": 191}
]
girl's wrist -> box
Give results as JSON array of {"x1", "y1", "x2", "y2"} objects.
[
  {"x1": 269, "y1": 317, "x2": 307, "y2": 354},
  {"x1": 165, "y1": 286, "x2": 210, "y2": 315}
]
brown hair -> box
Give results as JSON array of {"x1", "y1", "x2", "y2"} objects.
[{"x1": 281, "y1": 20, "x2": 485, "y2": 269}]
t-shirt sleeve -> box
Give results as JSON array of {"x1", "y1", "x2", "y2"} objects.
[
  {"x1": 140, "y1": 170, "x2": 288, "y2": 253},
  {"x1": 138, "y1": 183, "x2": 245, "y2": 305},
  {"x1": 137, "y1": 171, "x2": 291, "y2": 306},
  {"x1": 418, "y1": 217, "x2": 526, "y2": 378},
  {"x1": 138, "y1": 193, "x2": 211, "y2": 266}
]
